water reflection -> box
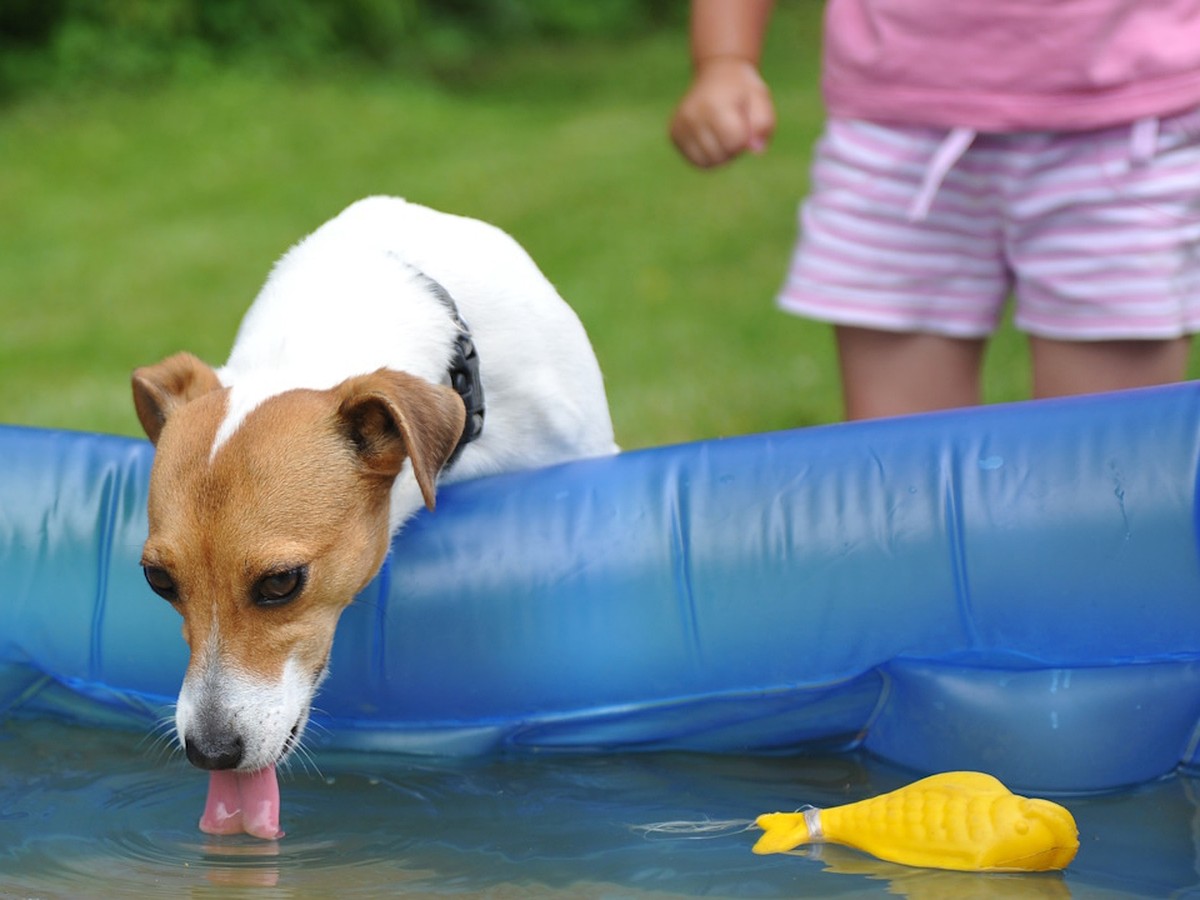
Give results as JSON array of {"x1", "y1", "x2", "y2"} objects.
[
  {"x1": 1, "y1": 718, "x2": 1197, "y2": 897},
  {"x1": 806, "y1": 845, "x2": 1072, "y2": 899}
]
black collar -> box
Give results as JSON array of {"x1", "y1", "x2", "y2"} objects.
[{"x1": 420, "y1": 273, "x2": 484, "y2": 468}]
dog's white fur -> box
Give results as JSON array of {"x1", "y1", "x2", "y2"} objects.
[
  {"x1": 134, "y1": 197, "x2": 616, "y2": 774},
  {"x1": 218, "y1": 195, "x2": 617, "y2": 529}
]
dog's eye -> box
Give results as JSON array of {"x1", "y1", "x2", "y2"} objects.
[
  {"x1": 253, "y1": 567, "x2": 307, "y2": 607},
  {"x1": 143, "y1": 566, "x2": 179, "y2": 602}
]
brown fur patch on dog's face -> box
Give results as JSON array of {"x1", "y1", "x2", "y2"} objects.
[
  {"x1": 140, "y1": 387, "x2": 394, "y2": 684},
  {"x1": 133, "y1": 359, "x2": 465, "y2": 750}
]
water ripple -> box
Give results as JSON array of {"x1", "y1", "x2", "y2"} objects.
[{"x1": 4, "y1": 719, "x2": 1199, "y2": 897}]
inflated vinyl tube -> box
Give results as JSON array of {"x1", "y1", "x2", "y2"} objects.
[{"x1": 3, "y1": 383, "x2": 1200, "y2": 792}]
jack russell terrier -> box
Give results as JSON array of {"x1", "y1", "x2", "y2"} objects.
[{"x1": 131, "y1": 197, "x2": 617, "y2": 838}]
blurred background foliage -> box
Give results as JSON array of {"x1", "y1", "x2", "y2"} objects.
[
  {"x1": 0, "y1": 0, "x2": 683, "y2": 97},
  {"x1": 5, "y1": 1, "x2": 1173, "y2": 449},
  {"x1": 4, "y1": 1, "x2": 845, "y2": 448}
]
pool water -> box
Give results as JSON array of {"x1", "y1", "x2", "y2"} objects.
[{"x1": 1, "y1": 717, "x2": 1195, "y2": 898}]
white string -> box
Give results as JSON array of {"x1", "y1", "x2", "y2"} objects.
[
  {"x1": 908, "y1": 126, "x2": 976, "y2": 221},
  {"x1": 630, "y1": 818, "x2": 757, "y2": 841},
  {"x1": 632, "y1": 805, "x2": 825, "y2": 843},
  {"x1": 1130, "y1": 116, "x2": 1159, "y2": 166}
]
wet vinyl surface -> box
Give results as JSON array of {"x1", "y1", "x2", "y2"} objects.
[{"x1": 0, "y1": 717, "x2": 1196, "y2": 898}]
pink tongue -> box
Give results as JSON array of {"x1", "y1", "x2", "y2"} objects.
[{"x1": 199, "y1": 765, "x2": 283, "y2": 839}]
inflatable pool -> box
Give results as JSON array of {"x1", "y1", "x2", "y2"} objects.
[{"x1": 3, "y1": 383, "x2": 1200, "y2": 793}]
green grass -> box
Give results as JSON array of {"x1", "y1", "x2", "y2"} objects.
[{"x1": 1, "y1": 4, "x2": 1190, "y2": 449}]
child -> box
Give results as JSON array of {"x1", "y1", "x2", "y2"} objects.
[{"x1": 670, "y1": 0, "x2": 1200, "y2": 419}]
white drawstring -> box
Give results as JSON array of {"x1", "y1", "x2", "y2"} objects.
[
  {"x1": 908, "y1": 126, "x2": 977, "y2": 221},
  {"x1": 1130, "y1": 116, "x2": 1159, "y2": 165},
  {"x1": 907, "y1": 117, "x2": 1159, "y2": 222}
]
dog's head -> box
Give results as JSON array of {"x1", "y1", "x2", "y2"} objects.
[{"x1": 132, "y1": 352, "x2": 464, "y2": 772}]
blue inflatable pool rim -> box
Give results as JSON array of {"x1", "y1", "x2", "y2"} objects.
[{"x1": 3, "y1": 382, "x2": 1200, "y2": 792}]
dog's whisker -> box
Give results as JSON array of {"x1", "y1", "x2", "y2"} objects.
[
  {"x1": 138, "y1": 713, "x2": 184, "y2": 764},
  {"x1": 292, "y1": 745, "x2": 325, "y2": 781},
  {"x1": 279, "y1": 729, "x2": 325, "y2": 782},
  {"x1": 303, "y1": 710, "x2": 331, "y2": 739}
]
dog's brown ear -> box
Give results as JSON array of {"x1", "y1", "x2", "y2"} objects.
[
  {"x1": 131, "y1": 352, "x2": 223, "y2": 445},
  {"x1": 335, "y1": 369, "x2": 466, "y2": 511}
]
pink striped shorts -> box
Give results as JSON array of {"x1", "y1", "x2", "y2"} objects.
[{"x1": 778, "y1": 109, "x2": 1200, "y2": 340}]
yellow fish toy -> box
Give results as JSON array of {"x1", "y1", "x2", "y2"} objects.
[{"x1": 753, "y1": 771, "x2": 1078, "y2": 872}]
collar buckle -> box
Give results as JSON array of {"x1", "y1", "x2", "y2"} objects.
[{"x1": 446, "y1": 326, "x2": 484, "y2": 467}]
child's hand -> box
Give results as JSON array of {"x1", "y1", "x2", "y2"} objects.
[{"x1": 669, "y1": 58, "x2": 776, "y2": 168}]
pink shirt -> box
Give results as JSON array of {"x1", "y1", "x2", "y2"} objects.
[{"x1": 822, "y1": 0, "x2": 1200, "y2": 132}]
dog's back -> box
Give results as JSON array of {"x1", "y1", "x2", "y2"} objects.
[{"x1": 220, "y1": 196, "x2": 617, "y2": 489}]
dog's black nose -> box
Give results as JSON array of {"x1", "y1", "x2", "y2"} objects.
[{"x1": 185, "y1": 735, "x2": 244, "y2": 770}]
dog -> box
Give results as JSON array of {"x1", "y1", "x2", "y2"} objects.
[{"x1": 131, "y1": 197, "x2": 617, "y2": 837}]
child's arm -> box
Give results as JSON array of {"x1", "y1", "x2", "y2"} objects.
[{"x1": 669, "y1": 0, "x2": 776, "y2": 168}]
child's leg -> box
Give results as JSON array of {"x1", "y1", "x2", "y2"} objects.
[
  {"x1": 836, "y1": 325, "x2": 985, "y2": 419},
  {"x1": 778, "y1": 119, "x2": 1011, "y2": 419},
  {"x1": 1030, "y1": 336, "x2": 1191, "y2": 399}
]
